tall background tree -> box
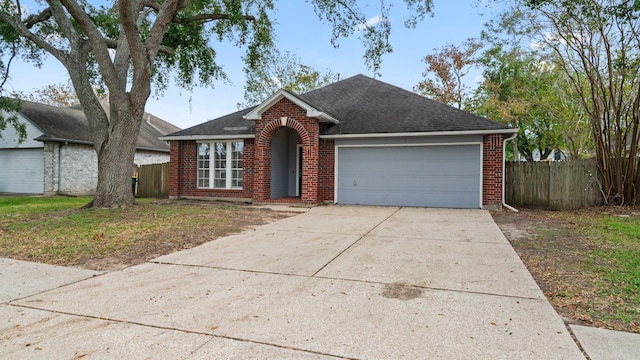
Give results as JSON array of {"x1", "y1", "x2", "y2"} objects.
[
  {"x1": 0, "y1": 20, "x2": 26, "y2": 142},
  {"x1": 414, "y1": 38, "x2": 481, "y2": 109},
  {"x1": 414, "y1": 6, "x2": 592, "y2": 162},
  {"x1": 522, "y1": 0, "x2": 640, "y2": 205},
  {"x1": 0, "y1": 0, "x2": 433, "y2": 208},
  {"x1": 19, "y1": 82, "x2": 81, "y2": 107},
  {"x1": 239, "y1": 49, "x2": 339, "y2": 108}
]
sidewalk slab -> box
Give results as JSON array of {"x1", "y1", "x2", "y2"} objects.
[
  {"x1": 570, "y1": 325, "x2": 640, "y2": 360},
  {"x1": 0, "y1": 258, "x2": 101, "y2": 303},
  {"x1": 0, "y1": 305, "x2": 210, "y2": 359},
  {"x1": 316, "y1": 235, "x2": 544, "y2": 299},
  {"x1": 13, "y1": 262, "x2": 584, "y2": 359},
  {"x1": 1, "y1": 304, "x2": 336, "y2": 360},
  {"x1": 154, "y1": 230, "x2": 360, "y2": 276}
]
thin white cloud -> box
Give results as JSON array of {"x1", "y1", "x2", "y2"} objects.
[{"x1": 356, "y1": 15, "x2": 385, "y2": 31}]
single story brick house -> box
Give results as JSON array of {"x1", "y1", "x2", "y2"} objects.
[
  {"x1": 162, "y1": 74, "x2": 517, "y2": 209},
  {"x1": 0, "y1": 100, "x2": 180, "y2": 195}
]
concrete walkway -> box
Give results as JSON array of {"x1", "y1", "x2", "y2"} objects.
[{"x1": 1, "y1": 206, "x2": 636, "y2": 359}]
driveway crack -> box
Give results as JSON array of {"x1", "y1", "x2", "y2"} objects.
[{"x1": 310, "y1": 207, "x2": 402, "y2": 277}]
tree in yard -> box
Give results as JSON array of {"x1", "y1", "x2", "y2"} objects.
[
  {"x1": 20, "y1": 82, "x2": 81, "y2": 107},
  {"x1": 521, "y1": 0, "x2": 640, "y2": 205},
  {"x1": 471, "y1": 46, "x2": 592, "y2": 161},
  {"x1": 0, "y1": 20, "x2": 26, "y2": 142},
  {"x1": 239, "y1": 49, "x2": 339, "y2": 108},
  {"x1": 0, "y1": 0, "x2": 433, "y2": 208},
  {"x1": 414, "y1": 38, "x2": 482, "y2": 109}
]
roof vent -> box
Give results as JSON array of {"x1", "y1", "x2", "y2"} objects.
[{"x1": 223, "y1": 126, "x2": 249, "y2": 131}]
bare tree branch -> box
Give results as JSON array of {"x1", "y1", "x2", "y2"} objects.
[{"x1": 24, "y1": 7, "x2": 53, "y2": 28}]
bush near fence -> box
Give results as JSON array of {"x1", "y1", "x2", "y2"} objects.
[
  {"x1": 135, "y1": 162, "x2": 169, "y2": 198},
  {"x1": 505, "y1": 159, "x2": 604, "y2": 210}
]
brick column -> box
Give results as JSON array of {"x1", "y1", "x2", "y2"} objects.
[
  {"x1": 482, "y1": 134, "x2": 504, "y2": 210},
  {"x1": 169, "y1": 141, "x2": 182, "y2": 199}
]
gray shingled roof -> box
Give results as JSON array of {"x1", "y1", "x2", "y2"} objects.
[
  {"x1": 165, "y1": 74, "x2": 513, "y2": 138},
  {"x1": 167, "y1": 107, "x2": 256, "y2": 138},
  {"x1": 20, "y1": 100, "x2": 180, "y2": 152}
]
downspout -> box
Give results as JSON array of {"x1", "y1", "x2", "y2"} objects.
[
  {"x1": 57, "y1": 142, "x2": 64, "y2": 194},
  {"x1": 503, "y1": 133, "x2": 519, "y2": 212}
]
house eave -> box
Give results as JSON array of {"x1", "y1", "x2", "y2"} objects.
[
  {"x1": 35, "y1": 136, "x2": 94, "y2": 146},
  {"x1": 242, "y1": 90, "x2": 339, "y2": 124},
  {"x1": 37, "y1": 136, "x2": 170, "y2": 152},
  {"x1": 159, "y1": 134, "x2": 256, "y2": 141},
  {"x1": 320, "y1": 128, "x2": 519, "y2": 139}
]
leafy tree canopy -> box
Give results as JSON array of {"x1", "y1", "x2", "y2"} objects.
[
  {"x1": 0, "y1": 0, "x2": 434, "y2": 207},
  {"x1": 240, "y1": 49, "x2": 339, "y2": 108}
]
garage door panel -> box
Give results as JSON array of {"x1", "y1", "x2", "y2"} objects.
[
  {"x1": 337, "y1": 145, "x2": 481, "y2": 208},
  {"x1": 0, "y1": 149, "x2": 44, "y2": 194}
]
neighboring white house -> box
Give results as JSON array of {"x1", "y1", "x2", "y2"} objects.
[{"x1": 0, "y1": 100, "x2": 180, "y2": 195}]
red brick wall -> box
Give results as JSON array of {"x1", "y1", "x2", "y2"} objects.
[
  {"x1": 482, "y1": 134, "x2": 505, "y2": 207},
  {"x1": 168, "y1": 139, "x2": 254, "y2": 200},
  {"x1": 254, "y1": 98, "x2": 321, "y2": 204},
  {"x1": 169, "y1": 141, "x2": 182, "y2": 198},
  {"x1": 318, "y1": 139, "x2": 335, "y2": 202}
]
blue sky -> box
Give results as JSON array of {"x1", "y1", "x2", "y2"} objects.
[{"x1": 7, "y1": 0, "x2": 499, "y2": 130}]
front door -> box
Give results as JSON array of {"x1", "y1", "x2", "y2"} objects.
[{"x1": 296, "y1": 145, "x2": 302, "y2": 197}]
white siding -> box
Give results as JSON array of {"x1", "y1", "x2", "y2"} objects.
[
  {"x1": 134, "y1": 150, "x2": 169, "y2": 166},
  {"x1": 0, "y1": 113, "x2": 44, "y2": 149},
  {"x1": 43, "y1": 143, "x2": 170, "y2": 195}
]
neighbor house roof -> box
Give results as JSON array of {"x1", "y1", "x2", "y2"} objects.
[
  {"x1": 163, "y1": 74, "x2": 515, "y2": 140},
  {"x1": 18, "y1": 100, "x2": 180, "y2": 152}
]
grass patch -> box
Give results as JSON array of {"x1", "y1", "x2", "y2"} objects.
[
  {"x1": 585, "y1": 216, "x2": 640, "y2": 324},
  {"x1": 493, "y1": 208, "x2": 640, "y2": 333},
  {"x1": 0, "y1": 196, "x2": 290, "y2": 270}
]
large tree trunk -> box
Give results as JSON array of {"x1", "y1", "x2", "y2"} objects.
[{"x1": 91, "y1": 110, "x2": 140, "y2": 207}]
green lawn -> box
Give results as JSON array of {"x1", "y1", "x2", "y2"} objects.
[{"x1": 584, "y1": 215, "x2": 640, "y2": 324}]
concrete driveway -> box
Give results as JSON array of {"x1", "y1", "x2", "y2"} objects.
[{"x1": 2, "y1": 206, "x2": 585, "y2": 359}]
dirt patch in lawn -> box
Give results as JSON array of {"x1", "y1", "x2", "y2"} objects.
[
  {"x1": 84, "y1": 202, "x2": 295, "y2": 271},
  {"x1": 492, "y1": 207, "x2": 640, "y2": 334},
  {"x1": 0, "y1": 198, "x2": 299, "y2": 272}
]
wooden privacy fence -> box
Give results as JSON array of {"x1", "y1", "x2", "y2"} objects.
[
  {"x1": 135, "y1": 162, "x2": 169, "y2": 198},
  {"x1": 505, "y1": 159, "x2": 604, "y2": 210}
]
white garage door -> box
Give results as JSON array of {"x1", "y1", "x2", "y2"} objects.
[
  {"x1": 0, "y1": 149, "x2": 44, "y2": 194},
  {"x1": 336, "y1": 145, "x2": 481, "y2": 208}
]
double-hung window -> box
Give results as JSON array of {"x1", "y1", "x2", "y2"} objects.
[{"x1": 197, "y1": 141, "x2": 243, "y2": 189}]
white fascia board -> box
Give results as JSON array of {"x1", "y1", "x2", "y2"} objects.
[
  {"x1": 243, "y1": 89, "x2": 339, "y2": 124},
  {"x1": 159, "y1": 134, "x2": 255, "y2": 141},
  {"x1": 308, "y1": 110, "x2": 339, "y2": 124},
  {"x1": 320, "y1": 128, "x2": 519, "y2": 139}
]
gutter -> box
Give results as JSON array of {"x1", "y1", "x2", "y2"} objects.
[
  {"x1": 36, "y1": 136, "x2": 170, "y2": 153},
  {"x1": 320, "y1": 128, "x2": 518, "y2": 139},
  {"x1": 159, "y1": 134, "x2": 255, "y2": 141},
  {"x1": 503, "y1": 132, "x2": 519, "y2": 212}
]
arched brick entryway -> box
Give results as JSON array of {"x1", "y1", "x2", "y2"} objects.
[{"x1": 254, "y1": 115, "x2": 319, "y2": 203}]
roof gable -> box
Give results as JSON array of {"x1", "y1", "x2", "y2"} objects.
[
  {"x1": 18, "y1": 100, "x2": 180, "y2": 152},
  {"x1": 243, "y1": 89, "x2": 338, "y2": 124}
]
